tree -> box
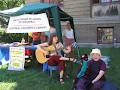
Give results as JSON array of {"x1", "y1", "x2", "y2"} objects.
[
  {"x1": 0, "y1": 0, "x2": 25, "y2": 10},
  {"x1": 0, "y1": 0, "x2": 25, "y2": 43},
  {"x1": 0, "y1": 0, "x2": 25, "y2": 27}
]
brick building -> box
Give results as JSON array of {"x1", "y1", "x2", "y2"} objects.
[{"x1": 25, "y1": 0, "x2": 120, "y2": 47}]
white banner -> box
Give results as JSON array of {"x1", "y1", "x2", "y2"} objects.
[
  {"x1": 7, "y1": 13, "x2": 50, "y2": 33},
  {"x1": 8, "y1": 47, "x2": 25, "y2": 71}
]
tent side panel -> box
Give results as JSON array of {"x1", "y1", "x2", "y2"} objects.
[{"x1": 51, "y1": 7, "x2": 63, "y2": 43}]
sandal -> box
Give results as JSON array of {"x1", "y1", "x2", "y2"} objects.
[{"x1": 60, "y1": 78, "x2": 64, "y2": 84}]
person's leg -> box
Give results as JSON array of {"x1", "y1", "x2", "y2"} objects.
[
  {"x1": 59, "y1": 70, "x2": 64, "y2": 84},
  {"x1": 64, "y1": 37, "x2": 69, "y2": 47},
  {"x1": 48, "y1": 55, "x2": 65, "y2": 84},
  {"x1": 76, "y1": 78, "x2": 86, "y2": 90},
  {"x1": 90, "y1": 81, "x2": 104, "y2": 90},
  {"x1": 68, "y1": 38, "x2": 74, "y2": 47},
  {"x1": 58, "y1": 59, "x2": 65, "y2": 84},
  {"x1": 59, "y1": 56, "x2": 76, "y2": 80},
  {"x1": 48, "y1": 55, "x2": 61, "y2": 66}
]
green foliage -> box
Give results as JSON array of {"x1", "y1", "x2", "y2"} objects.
[
  {"x1": 0, "y1": 0, "x2": 25, "y2": 28},
  {"x1": 0, "y1": 31, "x2": 25, "y2": 43},
  {"x1": 0, "y1": 0, "x2": 25, "y2": 10}
]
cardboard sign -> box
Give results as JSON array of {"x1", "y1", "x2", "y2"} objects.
[
  {"x1": 8, "y1": 47, "x2": 25, "y2": 71},
  {"x1": 7, "y1": 13, "x2": 50, "y2": 33}
]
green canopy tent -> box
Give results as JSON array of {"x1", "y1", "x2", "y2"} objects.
[{"x1": 0, "y1": 2, "x2": 76, "y2": 42}]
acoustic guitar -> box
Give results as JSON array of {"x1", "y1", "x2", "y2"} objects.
[{"x1": 35, "y1": 45, "x2": 55, "y2": 64}]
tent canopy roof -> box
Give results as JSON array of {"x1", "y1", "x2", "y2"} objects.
[
  {"x1": 0, "y1": 3, "x2": 75, "y2": 42},
  {"x1": 0, "y1": 3, "x2": 72, "y2": 20}
]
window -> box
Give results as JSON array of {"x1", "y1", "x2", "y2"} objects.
[
  {"x1": 101, "y1": 0, "x2": 120, "y2": 3},
  {"x1": 93, "y1": 0, "x2": 100, "y2": 4},
  {"x1": 92, "y1": 1, "x2": 119, "y2": 17},
  {"x1": 92, "y1": 0, "x2": 120, "y2": 4},
  {"x1": 101, "y1": 0, "x2": 111, "y2": 3},
  {"x1": 112, "y1": 0, "x2": 119, "y2": 1},
  {"x1": 97, "y1": 27, "x2": 113, "y2": 44}
]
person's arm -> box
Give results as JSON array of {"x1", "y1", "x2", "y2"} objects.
[
  {"x1": 77, "y1": 61, "x2": 88, "y2": 78},
  {"x1": 38, "y1": 42, "x2": 48, "y2": 47},
  {"x1": 37, "y1": 42, "x2": 49, "y2": 55},
  {"x1": 92, "y1": 61, "x2": 106, "y2": 83},
  {"x1": 55, "y1": 42, "x2": 71, "y2": 54},
  {"x1": 62, "y1": 30, "x2": 66, "y2": 37},
  {"x1": 92, "y1": 70, "x2": 105, "y2": 83},
  {"x1": 84, "y1": 61, "x2": 92, "y2": 79},
  {"x1": 37, "y1": 46, "x2": 49, "y2": 55}
]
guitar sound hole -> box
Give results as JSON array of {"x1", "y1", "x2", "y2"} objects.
[{"x1": 46, "y1": 55, "x2": 50, "y2": 58}]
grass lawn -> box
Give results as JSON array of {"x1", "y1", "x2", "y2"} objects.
[{"x1": 0, "y1": 48, "x2": 120, "y2": 90}]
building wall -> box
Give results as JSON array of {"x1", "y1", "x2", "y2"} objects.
[
  {"x1": 25, "y1": 0, "x2": 120, "y2": 47},
  {"x1": 63, "y1": 0, "x2": 91, "y2": 19},
  {"x1": 114, "y1": 24, "x2": 120, "y2": 43},
  {"x1": 75, "y1": 24, "x2": 96, "y2": 43},
  {"x1": 75, "y1": 23, "x2": 120, "y2": 43},
  {"x1": 63, "y1": 0, "x2": 120, "y2": 47},
  {"x1": 25, "y1": 0, "x2": 41, "y2": 4}
]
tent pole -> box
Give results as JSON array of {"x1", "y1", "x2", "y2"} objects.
[
  {"x1": 51, "y1": 6, "x2": 63, "y2": 43},
  {"x1": 69, "y1": 18, "x2": 76, "y2": 42}
]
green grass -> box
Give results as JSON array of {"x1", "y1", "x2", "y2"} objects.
[
  {"x1": 0, "y1": 48, "x2": 120, "y2": 90},
  {"x1": 0, "y1": 62, "x2": 74, "y2": 90}
]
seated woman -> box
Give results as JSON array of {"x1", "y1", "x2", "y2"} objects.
[
  {"x1": 37, "y1": 34, "x2": 76, "y2": 84},
  {"x1": 76, "y1": 48, "x2": 106, "y2": 90}
]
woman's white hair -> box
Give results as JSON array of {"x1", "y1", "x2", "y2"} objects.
[{"x1": 90, "y1": 48, "x2": 101, "y2": 56}]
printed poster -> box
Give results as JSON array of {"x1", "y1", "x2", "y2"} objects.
[
  {"x1": 7, "y1": 13, "x2": 50, "y2": 33},
  {"x1": 8, "y1": 47, "x2": 25, "y2": 71}
]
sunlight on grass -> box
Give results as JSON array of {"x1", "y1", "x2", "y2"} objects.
[
  {"x1": 0, "y1": 64, "x2": 8, "y2": 70},
  {"x1": 0, "y1": 82, "x2": 17, "y2": 90}
]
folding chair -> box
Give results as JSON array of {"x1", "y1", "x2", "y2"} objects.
[
  {"x1": 42, "y1": 62, "x2": 58, "y2": 77},
  {"x1": 48, "y1": 65, "x2": 58, "y2": 77}
]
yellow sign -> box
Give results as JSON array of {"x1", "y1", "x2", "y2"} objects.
[{"x1": 8, "y1": 47, "x2": 25, "y2": 71}]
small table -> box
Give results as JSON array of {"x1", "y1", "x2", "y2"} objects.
[{"x1": 0, "y1": 45, "x2": 37, "y2": 65}]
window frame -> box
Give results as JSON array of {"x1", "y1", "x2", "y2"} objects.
[
  {"x1": 97, "y1": 27, "x2": 114, "y2": 44},
  {"x1": 92, "y1": 0, "x2": 120, "y2": 5}
]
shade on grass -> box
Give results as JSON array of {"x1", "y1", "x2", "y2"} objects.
[{"x1": 0, "y1": 48, "x2": 120, "y2": 90}]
